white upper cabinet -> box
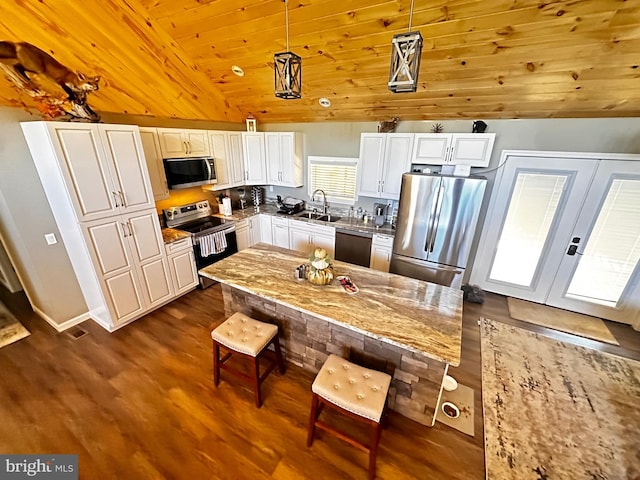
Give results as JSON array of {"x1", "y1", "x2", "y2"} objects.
[
  {"x1": 138, "y1": 127, "x2": 169, "y2": 200},
  {"x1": 412, "y1": 133, "x2": 495, "y2": 167},
  {"x1": 265, "y1": 132, "x2": 303, "y2": 187},
  {"x1": 157, "y1": 128, "x2": 211, "y2": 158},
  {"x1": 209, "y1": 131, "x2": 246, "y2": 190},
  {"x1": 358, "y1": 133, "x2": 413, "y2": 200},
  {"x1": 44, "y1": 123, "x2": 153, "y2": 222},
  {"x1": 241, "y1": 132, "x2": 267, "y2": 185}
]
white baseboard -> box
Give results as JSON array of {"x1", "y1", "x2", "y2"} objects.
[{"x1": 32, "y1": 306, "x2": 90, "y2": 332}]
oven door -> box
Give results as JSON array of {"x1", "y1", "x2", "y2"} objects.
[{"x1": 193, "y1": 227, "x2": 238, "y2": 288}]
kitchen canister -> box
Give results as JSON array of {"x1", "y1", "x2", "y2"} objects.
[{"x1": 221, "y1": 197, "x2": 232, "y2": 216}]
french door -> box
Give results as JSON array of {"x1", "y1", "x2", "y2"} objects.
[{"x1": 471, "y1": 153, "x2": 640, "y2": 325}]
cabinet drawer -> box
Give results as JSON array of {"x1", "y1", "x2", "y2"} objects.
[
  {"x1": 372, "y1": 234, "x2": 394, "y2": 248},
  {"x1": 165, "y1": 237, "x2": 192, "y2": 254},
  {"x1": 272, "y1": 216, "x2": 289, "y2": 227}
]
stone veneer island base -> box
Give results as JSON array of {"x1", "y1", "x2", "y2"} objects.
[{"x1": 201, "y1": 244, "x2": 463, "y2": 427}]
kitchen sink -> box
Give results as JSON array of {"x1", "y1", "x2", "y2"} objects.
[
  {"x1": 296, "y1": 211, "x2": 342, "y2": 223},
  {"x1": 318, "y1": 215, "x2": 341, "y2": 223}
]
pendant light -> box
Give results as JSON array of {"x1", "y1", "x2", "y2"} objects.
[
  {"x1": 274, "y1": 0, "x2": 302, "y2": 99},
  {"x1": 388, "y1": 0, "x2": 423, "y2": 93}
]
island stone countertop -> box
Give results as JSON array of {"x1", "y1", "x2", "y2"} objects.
[{"x1": 200, "y1": 243, "x2": 463, "y2": 366}]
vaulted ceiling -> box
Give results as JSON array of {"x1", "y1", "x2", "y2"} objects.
[{"x1": 0, "y1": 0, "x2": 638, "y2": 123}]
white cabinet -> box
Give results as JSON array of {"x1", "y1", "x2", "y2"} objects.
[
  {"x1": 236, "y1": 215, "x2": 261, "y2": 251},
  {"x1": 259, "y1": 214, "x2": 273, "y2": 244},
  {"x1": 370, "y1": 234, "x2": 394, "y2": 272},
  {"x1": 209, "y1": 131, "x2": 245, "y2": 190},
  {"x1": 271, "y1": 216, "x2": 290, "y2": 249},
  {"x1": 358, "y1": 133, "x2": 414, "y2": 200},
  {"x1": 157, "y1": 128, "x2": 210, "y2": 158},
  {"x1": 21, "y1": 121, "x2": 173, "y2": 332},
  {"x1": 165, "y1": 237, "x2": 198, "y2": 295},
  {"x1": 265, "y1": 132, "x2": 303, "y2": 187},
  {"x1": 412, "y1": 133, "x2": 495, "y2": 167},
  {"x1": 288, "y1": 219, "x2": 335, "y2": 258},
  {"x1": 44, "y1": 123, "x2": 154, "y2": 222},
  {"x1": 241, "y1": 132, "x2": 267, "y2": 185},
  {"x1": 139, "y1": 127, "x2": 169, "y2": 200}
]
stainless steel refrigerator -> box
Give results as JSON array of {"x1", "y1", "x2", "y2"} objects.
[{"x1": 389, "y1": 173, "x2": 487, "y2": 289}]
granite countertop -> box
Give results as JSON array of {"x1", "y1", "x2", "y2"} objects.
[
  {"x1": 213, "y1": 203, "x2": 396, "y2": 236},
  {"x1": 200, "y1": 244, "x2": 463, "y2": 365},
  {"x1": 162, "y1": 228, "x2": 191, "y2": 244}
]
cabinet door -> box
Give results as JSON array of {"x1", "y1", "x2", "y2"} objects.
[
  {"x1": 83, "y1": 218, "x2": 133, "y2": 277},
  {"x1": 157, "y1": 128, "x2": 187, "y2": 157},
  {"x1": 272, "y1": 222, "x2": 290, "y2": 249},
  {"x1": 265, "y1": 132, "x2": 281, "y2": 184},
  {"x1": 370, "y1": 245, "x2": 391, "y2": 272},
  {"x1": 100, "y1": 125, "x2": 154, "y2": 214},
  {"x1": 279, "y1": 132, "x2": 302, "y2": 187},
  {"x1": 228, "y1": 133, "x2": 245, "y2": 187},
  {"x1": 184, "y1": 129, "x2": 210, "y2": 157},
  {"x1": 358, "y1": 134, "x2": 385, "y2": 197},
  {"x1": 103, "y1": 270, "x2": 146, "y2": 325},
  {"x1": 381, "y1": 134, "x2": 414, "y2": 200},
  {"x1": 209, "y1": 132, "x2": 232, "y2": 190},
  {"x1": 249, "y1": 215, "x2": 261, "y2": 246},
  {"x1": 50, "y1": 124, "x2": 118, "y2": 221},
  {"x1": 138, "y1": 257, "x2": 173, "y2": 307},
  {"x1": 411, "y1": 134, "x2": 451, "y2": 165},
  {"x1": 169, "y1": 249, "x2": 199, "y2": 295},
  {"x1": 139, "y1": 127, "x2": 169, "y2": 200},
  {"x1": 449, "y1": 133, "x2": 495, "y2": 167},
  {"x1": 242, "y1": 133, "x2": 267, "y2": 185},
  {"x1": 125, "y1": 210, "x2": 165, "y2": 264},
  {"x1": 289, "y1": 225, "x2": 311, "y2": 253},
  {"x1": 236, "y1": 221, "x2": 250, "y2": 251},
  {"x1": 259, "y1": 215, "x2": 273, "y2": 244}
]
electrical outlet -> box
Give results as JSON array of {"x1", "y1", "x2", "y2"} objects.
[
  {"x1": 269, "y1": 185, "x2": 274, "y2": 192},
  {"x1": 45, "y1": 233, "x2": 57, "y2": 245}
]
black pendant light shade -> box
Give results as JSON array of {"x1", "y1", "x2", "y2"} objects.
[{"x1": 274, "y1": 51, "x2": 302, "y2": 99}]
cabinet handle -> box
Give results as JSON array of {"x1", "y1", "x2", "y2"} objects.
[
  {"x1": 119, "y1": 191, "x2": 126, "y2": 207},
  {"x1": 127, "y1": 221, "x2": 133, "y2": 237},
  {"x1": 381, "y1": 180, "x2": 385, "y2": 192},
  {"x1": 183, "y1": 141, "x2": 188, "y2": 154},
  {"x1": 113, "y1": 192, "x2": 120, "y2": 207},
  {"x1": 245, "y1": 171, "x2": 249, "y2": 180},
  {"x1": 121, "y1": 222, "x2": 128, "y2": 237},
  {"x1": 188, "y1": 141, "x2": 193, "y2": 154}
]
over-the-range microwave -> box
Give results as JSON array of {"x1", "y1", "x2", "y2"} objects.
[{"x1": 163, "y1": 157, "x2": 217, "y2": 189}]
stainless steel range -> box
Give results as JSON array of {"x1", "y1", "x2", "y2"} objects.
[{"x1": 164, "y1": 200, "x2": 238, "y2": 288}]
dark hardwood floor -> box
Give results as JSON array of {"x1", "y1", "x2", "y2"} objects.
[{"x1": 1, "y1": 284, "x2": 638, "y2": 479}]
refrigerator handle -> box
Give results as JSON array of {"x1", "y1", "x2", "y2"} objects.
[
  {"x1": 429, "y1": 183, "x2": 446, "y2": 252},
  {"x1": 424, "y1": 183, "x2": 441, "y2": 253}
]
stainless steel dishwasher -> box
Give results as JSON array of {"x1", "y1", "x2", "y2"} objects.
[{"x1": 334, "y1": 228, "x2": 373, "y2": 267}]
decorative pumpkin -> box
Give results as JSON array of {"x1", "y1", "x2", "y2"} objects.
[{"x1": 307, "y1": 248, "x2": 334, "y2": 285}]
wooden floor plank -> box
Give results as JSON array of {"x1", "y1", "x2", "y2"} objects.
[{"x1": 0, "y1": 283, "x2": 638, "y2": 479}]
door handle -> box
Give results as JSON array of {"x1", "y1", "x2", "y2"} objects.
[{"x1": 567, "y1": 245, "x2": 578, "y2": 256}]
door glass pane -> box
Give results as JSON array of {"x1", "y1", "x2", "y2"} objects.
[
  {"x1": 566, "y1": 178, "x2": 640, "y2": 307},
  {"x1": 489, "y1": 173, "x2": 567, "y2": 286}
]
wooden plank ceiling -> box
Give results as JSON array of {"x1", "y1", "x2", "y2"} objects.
[{"x1": 0, "y1": 0, "x2": 638, "y2": 123}]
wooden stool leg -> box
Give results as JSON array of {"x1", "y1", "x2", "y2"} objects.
[
  {"x1": 307, "y1": 393, "x2": 319, "y2": 447},
  {"x1": 253, "y1": 356, "x2": 262, "y2": 408},
  {"x1": 368, "y1": 422, "x2": 382, "y2": 480},
  {"x1": 273, "y1": 336, "x2": 286, "y2": 374},
  {"x1": 213, "y1": 341, "x2": 220, "y2": 387}
]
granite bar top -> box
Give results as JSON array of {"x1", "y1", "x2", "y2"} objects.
[
  {"x1": 162, "y1": 228, "x2": 191, "y2": 244},
  {"x1": 213, "y1": 203, "x2": 396, "y2": 236},
  {"x1": 200, "y1": 244, "x2": 463, "y2": 365}
]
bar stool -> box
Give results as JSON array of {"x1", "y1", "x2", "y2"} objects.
[
  {"x1": 307, "y1": 354, "x2": 392, "y2": 479},
  {"x1": 211, "y1": 312, "x2": 285, "y2": 408}
]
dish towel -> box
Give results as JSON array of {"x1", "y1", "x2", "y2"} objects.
[{"x1": 199, "y1": 231, "x2": 227, "y2": 257}]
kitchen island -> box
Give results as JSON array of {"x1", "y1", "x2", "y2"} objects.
[{"x1": 200, "y1": 244, "x2": 463, "y2": 426}]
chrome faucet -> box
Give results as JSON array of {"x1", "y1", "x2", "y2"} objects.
[{"x1": 311, "y1": 189, "x2": 329, "y2": 214}]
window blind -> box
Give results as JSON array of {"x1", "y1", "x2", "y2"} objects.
[{"x1": 307, "y1": 156, "x2": 358, "y2": 204}]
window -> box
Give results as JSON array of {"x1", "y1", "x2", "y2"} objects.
[{"x1": 307, "y1": 156, "x2": 358, "y2": 204}]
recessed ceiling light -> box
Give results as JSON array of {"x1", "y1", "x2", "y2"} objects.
[
  {"x1": 231, "y1": 65, "x2": 245, "y2": 77},
  {"x1": 319, "y1": 97, "x2": 331, "y2": 108}
]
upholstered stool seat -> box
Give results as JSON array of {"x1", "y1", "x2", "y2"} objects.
[
  {"x1": 211, "y1": 312, "x2": 285, "y2": 408},
  {"x1": 307, "y1": 354, "x2": 392, "y2": 479}
]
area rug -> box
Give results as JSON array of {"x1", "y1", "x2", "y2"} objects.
[
  {"x1": 435, "y1": 383, "x2": 474, "y2": 437},
  {"x1": 480, "y1": 317, "x2": 640, "y2": 480},
  {"x1": 507, "y1": 297, "x2": 619, "y2": 345},
  {"x1": 0, "y1": 301, "x2": 30, "y2": 348}
]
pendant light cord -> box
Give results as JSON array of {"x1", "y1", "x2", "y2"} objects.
[
  {"x1": 408, "y1": 0, "x2": 415, "y2": 32},
  {"x1": 284, "y1": 0, "x2": 290, "y2": 52}
]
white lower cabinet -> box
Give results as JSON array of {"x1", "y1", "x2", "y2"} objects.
[
  {"x1": 288, "y1": 219, "x2": 335, "y2": 258},
  {"x1": 271, "y1": 216, "x2": 290, "y2": 249},
  {"x1": 370, "y1": 234, "x2": 394, "y2": 272},
  {"x1": 165, "y1": 238, "x2": 198, "y2": 295},
  {"x1": 237, "y1": 216, "x2": 261, "y2": 251},
  {"x1": 259, "y1": 214, "x2": 273, "y2": 244}
]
